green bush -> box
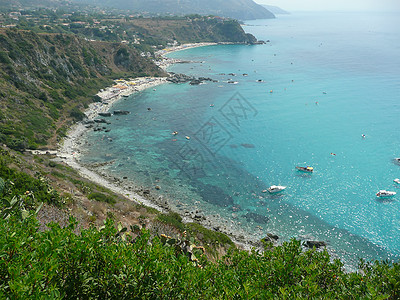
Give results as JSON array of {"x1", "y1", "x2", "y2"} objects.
[
  {"x1": 157, "y1": 212, "x2": 185, "y2": 232},
  {"x1": 69, "y1": 107, "x2": 85, "y2": 121},
  {"x1": 87, "y1": 192, "x2": 116, "y2": 204},
  {"x1": 1, "y1": 215, "x2": 400, "y2": 299},
  {"x1": 187, "y1": 222, "x2": 233, "y2": 247},
  {"x1": 0, "y1": 154, "x2": 62, "y2": 206},
  {"x1": 0, "y1": 177, "x2": 4, "y2": 195},
  {"x1": 0, "y1": 51, "x2": 11, "y2": 64}
]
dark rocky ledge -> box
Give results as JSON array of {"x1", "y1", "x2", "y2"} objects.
[{"x1": 167, "y1": 72, "x2": 217, "y2": 85}]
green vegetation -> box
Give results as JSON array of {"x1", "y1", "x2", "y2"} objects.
[
  {"x1": 1, "y1": 210, "x2": 400, "y2": 298},
  {"x1": 0, "y1": 151, "x2": 62, "y2": 207},
  {"x1": 187, "y1": 222, "x2": 234, "y2": 247},
  {"x1": 155, "y1": 212, "x2": 234, "y2": 255},
  {"x1": 0, "y1": 28, "x2": 163, "y2": 150},
  {"x1": 156, "y1": 211, "x2": 186, "y2": 232},
  {"x1": 88, "y1": 192, "x2": 116, "y2": 204}
]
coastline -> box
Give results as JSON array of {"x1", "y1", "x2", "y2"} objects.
[
  {"x1": 155, "y1": 42, "x2": 217, "y2": 70},
  {"x1": 56, "y1": 76, "x2": 169, "y2": 212},
  {"x1": 56, "y1": 42, "x2": 253, "y2": 240}
]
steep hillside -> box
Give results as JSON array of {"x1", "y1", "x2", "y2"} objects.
[
  {"x1": 72, "y1": 0, "x2": 275, "y2": 20},
  {"x1": 0, "y1": 29, "x2": 163, "y2": 150},
  {"x1": 262, "y1": 5, "x2": 290, "y2": 15},
  {"x1": 126, "y1": 17, "x2": 258, "y2": 44}
]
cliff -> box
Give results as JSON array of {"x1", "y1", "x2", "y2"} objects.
[{"x1": 127, "y1": 17, "x2": 258, "y2": 44}]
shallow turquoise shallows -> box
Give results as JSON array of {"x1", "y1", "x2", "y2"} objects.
[{"x1": 80, "y1": 12, "x2": 400, "y2": 269}]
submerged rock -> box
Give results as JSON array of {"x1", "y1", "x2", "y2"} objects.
[
  {"x1": 244, "y1": 212, "x2": 269, "y2": 224},
  {"x1": 196, "y1": 184, "x2": 234, "y2": 207},
  {"x1": 241, "y1": 143, "x2": 255, "y2": 149}
]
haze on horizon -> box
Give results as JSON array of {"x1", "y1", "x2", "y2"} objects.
[{"x1": 256, "y1": 0, "x2": 400, "y2": 12}]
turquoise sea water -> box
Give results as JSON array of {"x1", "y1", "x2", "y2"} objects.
[{"x1": 80, "y1": 12, "x2": 400, "y2": 268}]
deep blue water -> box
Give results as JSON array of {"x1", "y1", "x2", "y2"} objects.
[{"x1": 80, "y1": 12, "x2": 400, "y2": 268}]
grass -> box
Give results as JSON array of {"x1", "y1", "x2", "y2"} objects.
[{"x1": 87, "y1": 192, "x2": 116, "y2": 204}]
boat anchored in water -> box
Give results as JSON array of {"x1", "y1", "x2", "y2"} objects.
[
  {"x1": 394, "y1": 179, "x2": 400, "y2": 184},
  {"x1": 267, "y1": 185, "x2": 287, "y2": 194},
  {"x1": 376, "y1": 190, "x2": 396, "y2": 198},
  {"x1": 296, "y1": 166, "x2": 314, "y2": 173}
]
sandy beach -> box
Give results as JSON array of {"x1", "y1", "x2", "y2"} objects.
[{"x1": 155, "y1": 42, "x2": 217, "y2": 70}]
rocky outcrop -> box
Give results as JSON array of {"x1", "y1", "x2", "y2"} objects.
[
  {"x1": 113, "y1": 110, "x2": 130, "y2": 115},
  {"x1": 167, "y1": 73, "x2": 216, "y2": 85}
]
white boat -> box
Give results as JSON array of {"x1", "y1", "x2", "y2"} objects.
[
  {"x1": 395, "y1": 158, "x2": 400, "y2": 163},
  {"x1": 267, "y1": 185, "x2": 287, "y2": 193},
  {"x1": 394, "y1": 179, "x2": 400, "y2": 184},
  {"x1": 376, "y1": 190, "x2": 396, "y2": 198}
]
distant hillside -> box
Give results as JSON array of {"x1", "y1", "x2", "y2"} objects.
[
  {"x1": 0, "y1": 0, "x2": 81, "y2": 10},
  {"x1": 72, "y1": 0, "x2": 276, "y2": 20},
  {"x1": 0, "y1": 29, "x2": 163, "y2": 150},
  {"x1": 262, "y1": 5, "x2": 289, "y2": 15},
  {"x1": 126, "y1": 17, "x2": 258, "y2": 44}
]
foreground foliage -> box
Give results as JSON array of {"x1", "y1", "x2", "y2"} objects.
[
  {"x1": 0, "y1": 213, "x2": 399, "y2": 298},
  {"x1": 1, "y1": 150, "x2": 400, "y2": 298}
]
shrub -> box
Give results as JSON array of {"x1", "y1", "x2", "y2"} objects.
[
  {"x1": 69, "y1": 107, "x2": 85, "y2": 121},
  {"x1": 157, "y1": 212, "x2": 185, "y2": 232},
  {"x1": 187, "y1": 222, "x2": 233, "y2": 247},
  {"x1": 1, "y1": 215, "x2": 400, "y2": 299},
  {"x1": 87, "y1": 192, "x2": 116, "y2": 204}
]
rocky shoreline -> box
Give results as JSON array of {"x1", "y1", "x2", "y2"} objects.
[{"x1": 56, "y1": 42, "x2": 327, "y2": 251}]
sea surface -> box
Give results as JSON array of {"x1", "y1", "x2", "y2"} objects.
[{"x1": 80, "y1": 12, "x2": 400, "y2": 269}]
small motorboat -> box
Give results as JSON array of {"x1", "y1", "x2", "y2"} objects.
[
  {"x1": 395, "y1": 158, "x2": 400, "y2": 164},
  {"x1": 394, "y1": 179, "x2": 400, "y2": 184},
  {"x1": 296, "y1": 166, "x2": 314, "y2": 173},
  {"x1": 376, "y1": 190, "x2": 396, "y2": 198},
  {"x1": 267, "y1": 185, "x2": 287, "y2": 193}
]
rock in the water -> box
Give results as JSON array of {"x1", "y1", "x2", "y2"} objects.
[
  {"x1": 241, "y1": 143, "x2": 255, "y2": 149},
  {"x1": 304, "y1": 241, "x2": 327, "y2": 248},
  {"x1": 267, "y1": 233, "x2": 279, "y2": 241},
  {"x1": 113, "y1": 110, "x2": 130, "y2": 115},
  {"x1": 189, "y1": 79, "x2": 202, "y2": 85},
  {"x1": 98, "y1": 112, "x2": 112, "y2": 117}
]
